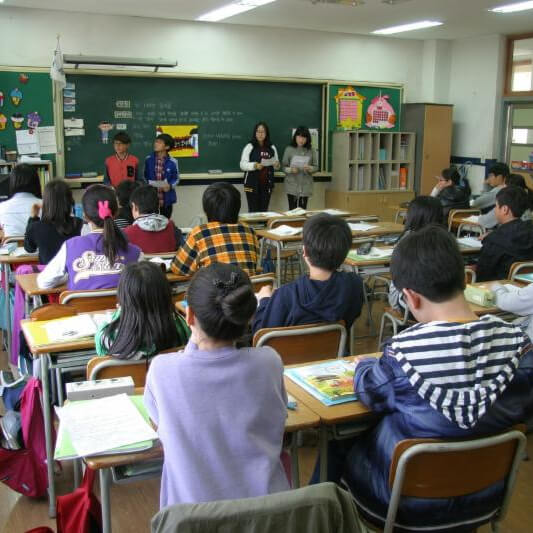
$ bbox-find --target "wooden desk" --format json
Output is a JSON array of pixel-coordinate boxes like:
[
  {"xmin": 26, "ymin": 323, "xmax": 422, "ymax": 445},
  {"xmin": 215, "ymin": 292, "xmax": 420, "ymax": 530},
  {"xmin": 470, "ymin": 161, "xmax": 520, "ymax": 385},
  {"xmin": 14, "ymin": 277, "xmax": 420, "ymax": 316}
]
[
  {"xmin": 0, "ymin": 253, "xmax": 39, "ymax": 355},
  {"xmin": 466, "ymin": 280, "xmax": 522, "ymax": 316},
  {"xmin": 238, "ymin": 212, "xmax": 284, "ymax": 225}
]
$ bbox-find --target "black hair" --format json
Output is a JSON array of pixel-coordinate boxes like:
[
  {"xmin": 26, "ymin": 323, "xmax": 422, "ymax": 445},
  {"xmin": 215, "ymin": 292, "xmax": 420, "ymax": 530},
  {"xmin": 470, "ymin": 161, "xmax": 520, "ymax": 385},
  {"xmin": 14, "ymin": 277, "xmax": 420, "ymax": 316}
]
[
  {"xmin": 441, "ymin": 167, "xmax": 461, "ymax": 185},
  {"xmin": 81, "ymin": 184, "xmax": 128, "ymax": 266},
  {"xmin": 250, "ymin": 122, "xmax": 273, "ymax": 149},
  {"xmin": 488, "ymin": 162, "xmax": 510, "ymax": 180},
  {"xmin": 404, "ymin": 196, "xmax": 443, "ymax": 234},
  {"xmin": 101, "ymin": 262, "xmax": 185, "ymax": 359},
  {"xmin": 496, "ymin": 186, "xmax": 528, "ymax": 218},
  {"xmin": 130, "ymin": 185, "xmax": 159, "ymax": 215},
  {"xmin": 113, "ymin": 132, "xmax": 131, "ymax": 145},
  {"xmin": 187, "ymin": 263, "xmax": 257, "ymax": 341},
  {"xmin": 156, "ymin": 133, "xmax": 175, "ymax": 151},
  {"xmin": 9, "ymin": 163, "xmax": 42, "ymax": 198},
  {"xmin": 506, "ymin": 173, "xmax": 533, "ymax": 211},
  {"xmin": 291, "ymin": 126, "xmax": 312, "ymax": 149},
  {"xmin": 202, "ymin": 182, "xmax": 241, "ymax": 223},
  {"xmin": 302, "ymin": 213, "xmax": 352, "ymax": 271},
  {"xmin": 41, "ymin": 179, "xmax": 76, "ymax": 236},
  {"xmin": 116, "ymin": 180, "xmax": 140, "ymax": 207},
  {"xmin": 391, "ymin": 225, "xmax": 465, "ymax": 303}
]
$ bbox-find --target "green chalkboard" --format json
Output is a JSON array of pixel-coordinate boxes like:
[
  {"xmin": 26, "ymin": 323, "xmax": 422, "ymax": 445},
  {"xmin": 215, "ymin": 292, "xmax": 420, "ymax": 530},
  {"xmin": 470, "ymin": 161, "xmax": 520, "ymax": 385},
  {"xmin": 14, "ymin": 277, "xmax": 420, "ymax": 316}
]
[
  {"xmin": 0, "ymin": 70, "xmax": 54, "ymax": 154},
  {"xmin": 64, "ymin": 74, "xmax": 323, "ymax": 175}
]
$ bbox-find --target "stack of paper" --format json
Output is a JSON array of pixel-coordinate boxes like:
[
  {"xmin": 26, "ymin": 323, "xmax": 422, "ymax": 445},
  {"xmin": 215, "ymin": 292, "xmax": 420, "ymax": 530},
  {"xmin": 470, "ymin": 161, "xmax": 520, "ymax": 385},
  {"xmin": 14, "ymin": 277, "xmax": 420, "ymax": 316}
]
[
  {"xmin": 13, "ymin": 247, "xmax": 38, "ymax": 257},
  {"xmin": 349, "ymin": 223, "xmax": 378, "ymax": 232},
  {"xmin": 240, "ymin": 212, "xmax": 280, "ymax": 219},
  {"xmin": 347, "ymin": 247, "xmax": 394, "ymax": 260},
  {"xmin": 268, "ymin": 225, "xmax": 302, "ymax": 236},
  {"xmin": 284, "ymin": 207, "xmax": 307, "ymax": 216},
  {"xmin": 457, "ymin": 236, "xmax": 482, "ymax": 249},
  {"xmin": 43, "ymin": 311, "xmax": 113, "ymax": 343},
  {"xmin": 55, "ymin": 394, "xmax": 157, "ymax": 459}
]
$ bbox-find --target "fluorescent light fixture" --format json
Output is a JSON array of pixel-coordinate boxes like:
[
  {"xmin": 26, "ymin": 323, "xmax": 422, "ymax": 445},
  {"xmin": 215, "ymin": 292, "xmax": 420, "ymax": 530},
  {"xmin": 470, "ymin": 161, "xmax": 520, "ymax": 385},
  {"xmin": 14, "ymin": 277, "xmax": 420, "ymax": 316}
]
[
  {"xmin": 372, "ymin": 20, "xmax": 443, "ymax": 35},
  {"xmin": 197, "ymin": 0, "xmax": 276, "ymax": 22},
  {"xmin": 489, "ymin": 1, "xmax": 533, "ymax": 13}
]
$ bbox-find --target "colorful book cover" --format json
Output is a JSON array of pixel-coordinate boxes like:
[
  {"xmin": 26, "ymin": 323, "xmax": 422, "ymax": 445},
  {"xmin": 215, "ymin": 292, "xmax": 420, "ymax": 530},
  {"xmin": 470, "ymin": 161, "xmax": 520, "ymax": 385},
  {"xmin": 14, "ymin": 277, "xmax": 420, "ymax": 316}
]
[{"xmin": 285, "ymin": 360, "xmax": 357, "ymax": 406}]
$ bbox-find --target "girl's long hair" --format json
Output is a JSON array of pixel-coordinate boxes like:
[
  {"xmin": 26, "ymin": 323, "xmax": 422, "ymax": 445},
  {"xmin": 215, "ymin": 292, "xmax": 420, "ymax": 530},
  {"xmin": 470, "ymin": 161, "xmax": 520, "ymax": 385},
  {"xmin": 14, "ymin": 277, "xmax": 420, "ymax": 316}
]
[{"xmin": 41, "ymin": 179, "xmax": 77, "ymax": 236}]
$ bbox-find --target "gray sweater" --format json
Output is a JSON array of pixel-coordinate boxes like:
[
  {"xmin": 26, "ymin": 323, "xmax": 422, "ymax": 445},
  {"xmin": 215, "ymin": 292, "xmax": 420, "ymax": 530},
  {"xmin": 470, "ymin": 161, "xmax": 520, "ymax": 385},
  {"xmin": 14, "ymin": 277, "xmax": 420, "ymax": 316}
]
[{"xmin": 282, "ymin": 145, "xmax": 318, "ymax": 197}]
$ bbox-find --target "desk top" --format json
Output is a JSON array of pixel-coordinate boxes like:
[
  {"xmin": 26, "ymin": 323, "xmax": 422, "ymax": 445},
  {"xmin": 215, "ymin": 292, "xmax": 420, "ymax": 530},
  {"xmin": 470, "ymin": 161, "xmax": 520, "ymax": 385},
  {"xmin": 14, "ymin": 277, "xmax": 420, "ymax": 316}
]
[{"xmin": 0, "ymin": 253, "xmax": 39, "ymax": 265}]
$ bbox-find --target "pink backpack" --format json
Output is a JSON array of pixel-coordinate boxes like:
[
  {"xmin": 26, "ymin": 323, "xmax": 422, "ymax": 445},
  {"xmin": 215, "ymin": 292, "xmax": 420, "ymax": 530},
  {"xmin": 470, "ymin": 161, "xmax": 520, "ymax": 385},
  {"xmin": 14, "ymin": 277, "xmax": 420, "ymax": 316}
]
[{"xmin": 0, "ymin": 378, "xmax": 51, "ymax": 498}]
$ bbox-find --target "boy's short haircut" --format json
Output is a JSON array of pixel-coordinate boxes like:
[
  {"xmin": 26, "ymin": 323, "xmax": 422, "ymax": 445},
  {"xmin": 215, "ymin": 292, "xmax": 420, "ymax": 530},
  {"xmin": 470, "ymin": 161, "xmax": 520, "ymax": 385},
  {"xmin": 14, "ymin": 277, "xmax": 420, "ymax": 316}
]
[
  {"xmin": 496, "ymin": 186, "xmax": 528, "ymax": 218},
  {"xmin": 130, "ymin": 185, "xmax": 159, "ymax": 215},
  {"xmin": 302, "ymin": 213, "xmax": 352, "ymax": 271},
  {"xmin": 156, "ymin": 133, "xmax": 175, "ymax": 151},
  {"xmin": 488, "ymin": 162, "xmax": 510, "ymax": 179},
  {"xmin": 202, "ymin": 182, "xmax": 241, "ymax": 223},
  {"xmin": 116, "ymin": 180, "xmax": 140, "ymax": 207},
  {"xmin": 391, "ymin": 225, "xmax": 465, "ymax": 303},
  {"xmin": 113, "ymin": 132, "xmax": 131, "ymax": 144}
]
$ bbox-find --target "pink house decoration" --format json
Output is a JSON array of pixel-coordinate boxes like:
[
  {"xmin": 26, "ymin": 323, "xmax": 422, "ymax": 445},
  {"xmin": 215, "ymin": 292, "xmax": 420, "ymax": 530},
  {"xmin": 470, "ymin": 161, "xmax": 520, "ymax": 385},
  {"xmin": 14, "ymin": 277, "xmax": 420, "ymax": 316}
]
[
  {"xmin": 365, "ymin": 93, "xmax": 396, "ymax": 129},
  {"xmin": 335, "ymin": 86, "xmax": 365, "ymax": 130}
]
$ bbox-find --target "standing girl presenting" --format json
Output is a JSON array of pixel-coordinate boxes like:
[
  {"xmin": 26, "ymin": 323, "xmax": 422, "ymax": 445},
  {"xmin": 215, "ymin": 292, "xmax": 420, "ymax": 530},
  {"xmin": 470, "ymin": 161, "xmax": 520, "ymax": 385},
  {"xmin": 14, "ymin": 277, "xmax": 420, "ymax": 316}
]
[
  {"xmin": 144, "ymin": 262, "xmax": 289, "ymax": 507},
  {"xmin": 240, "ymin": 122, "xmax": 280, "ymax": 212},
  {"xmin": 282, "ymin": 126, "xmax": 318, "ymax": 210},
  {"xmin": 37, "ymin": 184, "xmax": 142, "ymax": 290}
]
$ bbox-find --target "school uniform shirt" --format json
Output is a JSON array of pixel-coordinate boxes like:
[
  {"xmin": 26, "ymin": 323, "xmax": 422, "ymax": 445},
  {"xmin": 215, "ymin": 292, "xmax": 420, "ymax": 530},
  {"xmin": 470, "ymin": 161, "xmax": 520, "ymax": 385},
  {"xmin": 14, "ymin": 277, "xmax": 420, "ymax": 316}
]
[
  {"xmin": 344, "ymin": 317, "xmax": 533, "ymax": 530},
  {"xmin": 253, "ymin": 271, "xmax": 364, "ymax": 335},
  {"xmin": 37, "ymin": 230, "xmax": 143, "ymax": 290},
  {"xmin": 24, "ymin": 216, "xmax": 84, "ymax": 264},
  {"xmin": 471, "ymin": 184, "xmax": 504, "ymax": 214},
  {"xmin": 171, "ymin": 222, "xmax": 259, "ymax": 276},
  {"xmin": 476, "ymin": 218, "xmax": 533, "ymax": 282},
  {"xmin": 123, "ymin": 214, "xmax": 181, "ymax": 253},
  {"xmin": 434, "ymin": 184, "xmax": 470, "ymax": 220},
  {"xmin": 144, "ymin": 153, "xmax": 179, "ymax": 207},
  {"xmin": 144, "ymin": 340, "xmax": 290, "ymax": 507},
  {"xmin": 0, "ymin": 192, "xmax": 41, "ymax": 237},
  {"xmin": 104, "ymin": 153, "xmax": 139, "ymax": 188},
  {"xmin": 282, "ymin": 145, "xmax": 318, "ymax": 198}
]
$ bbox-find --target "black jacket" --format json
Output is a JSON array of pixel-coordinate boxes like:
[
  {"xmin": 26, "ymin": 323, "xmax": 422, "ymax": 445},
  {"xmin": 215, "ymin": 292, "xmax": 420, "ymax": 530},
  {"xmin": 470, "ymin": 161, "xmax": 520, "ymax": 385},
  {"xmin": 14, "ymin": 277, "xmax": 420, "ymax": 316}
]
[
  {"xmin": 437, "ymin": 185, "xmax": 470, "ymax": 219},
  {"xmin": 477, "ymin": 218, "xmax": 533, "ymax": 281}
]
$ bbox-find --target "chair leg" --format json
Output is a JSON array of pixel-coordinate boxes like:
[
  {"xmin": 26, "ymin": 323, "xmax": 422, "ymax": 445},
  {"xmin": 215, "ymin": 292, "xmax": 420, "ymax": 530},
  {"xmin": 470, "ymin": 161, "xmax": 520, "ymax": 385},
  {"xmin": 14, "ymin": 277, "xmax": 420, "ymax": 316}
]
[{"xmin": 378, "ymin": 312, "xmax": 389, "ymax": 350}]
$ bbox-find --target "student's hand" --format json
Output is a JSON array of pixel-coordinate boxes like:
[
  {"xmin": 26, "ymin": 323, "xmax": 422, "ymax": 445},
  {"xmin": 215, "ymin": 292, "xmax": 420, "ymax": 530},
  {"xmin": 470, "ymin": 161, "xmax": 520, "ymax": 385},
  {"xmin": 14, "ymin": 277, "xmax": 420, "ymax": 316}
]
[
  {"xmin": 290, "ymin": 167, "xmax": 299, "ymax": 174},
  {"xmin": 31, "ymin": 203, "xmax": 41, "ymax": 218},
  {"xmin": 161, "ymin": 183, "xmax": 171, "ymax": 192},
  {"xmin": 255, "ymin": 163, "xmax": 263, "ymax": 171},
  {"xmin": 303, "ymin": 165, "xmax": 312, "ymax": 173},
  {"xmin": 273, "ymin": 161, "xmax": 280, "ymax": 170},
  {"xmin": 478, "ymin": 232, "xmax": 488, "ymax": 241},
  {"xmin": 256, "ymin": 284, "xmax": 274, "ymax": 300}
]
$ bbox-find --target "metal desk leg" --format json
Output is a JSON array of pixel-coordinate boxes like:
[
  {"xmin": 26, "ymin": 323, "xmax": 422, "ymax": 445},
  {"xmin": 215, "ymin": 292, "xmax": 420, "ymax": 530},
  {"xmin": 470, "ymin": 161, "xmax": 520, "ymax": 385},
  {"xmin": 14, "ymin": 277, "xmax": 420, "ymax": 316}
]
[
  {"xmin": 72, "ymin": 458, "xmax": 82, "ymax": 489},
  {"xmin": 41, "ymin": 353, "xmax": 56, "ymax": 517},
  {"xmin": 290, "ymin": 432, "xmax": 300, "ymax": 489},
  {"xmin": 100, "ymin": 468, "xmax": 112, "ymax": 533},
  {"xmin": 275, "ymin": 241, "xmax": 282, "ymax": 286},
  {"xmin": 258, "ymin": 236, "xmax": 265, "ymax": 271},
  {"xmin": 3, "ymin": 263, "xmax": 11, "ymax": 355},
  {"xmin": 319, "ymin": 425, "xmax": 328, "ymax": 482}
]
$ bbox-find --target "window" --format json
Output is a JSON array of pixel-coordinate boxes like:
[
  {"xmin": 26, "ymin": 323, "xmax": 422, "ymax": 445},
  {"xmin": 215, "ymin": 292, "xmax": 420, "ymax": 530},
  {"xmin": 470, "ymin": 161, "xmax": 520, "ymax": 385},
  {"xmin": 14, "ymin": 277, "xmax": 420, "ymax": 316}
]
[{"xmin": 506, "ymin": 34, "xmax": 533, "ymax": 96}]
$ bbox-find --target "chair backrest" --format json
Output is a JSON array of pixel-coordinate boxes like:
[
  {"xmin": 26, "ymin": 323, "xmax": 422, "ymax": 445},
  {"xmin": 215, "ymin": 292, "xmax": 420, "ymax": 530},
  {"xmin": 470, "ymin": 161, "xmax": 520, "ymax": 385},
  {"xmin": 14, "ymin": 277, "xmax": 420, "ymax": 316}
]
[
  {"xmin": 384, "ymin": 428, "xmax": 527, "ymax": 533},
  {"xmin": 447, "ymin": 208, "xmax": 480, "ymax": 232},
  {"xmin": 30, "ymin": 303, "xmax": 78, "ymax": 321},
  {"xmin": 509, "ymin": 261, "xmax": 533, "ymax": 281},
  {"xmin": 267, "ymin": 217, "xmax": 307, "ymax": 229},
  {"xmin": 253, "ymin": 322, "xmax": 347, "ymax": 365},
  {"xmin": 59, "ymin": 288, "xmax": 118, "ymax": 313},
  {"xmin": 249, "ymin": 272, "xmax": 277, "ymax": 291},
  {"xmin": 87, "ymin": 355, "xmax": 149, "ymax": 387},
  {"xmin": 2, "ymin": 235, "xmax": 24, "ymax": 246}
]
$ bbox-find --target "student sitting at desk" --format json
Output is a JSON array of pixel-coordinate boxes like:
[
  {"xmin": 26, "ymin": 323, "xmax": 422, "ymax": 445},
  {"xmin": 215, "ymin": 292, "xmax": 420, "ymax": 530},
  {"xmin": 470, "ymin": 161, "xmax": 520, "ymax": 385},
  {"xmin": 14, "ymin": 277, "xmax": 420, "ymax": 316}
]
[
  {"xmin": 429, "ymin": 167, "xmax": 470, "ymax": 220},
  {"xmin": 114, "ymin": 180, "xmax": 140, "ymax": 229},
  {"xmin": 171, "ymin": 182, "xmax": 258, "ymax": 276},
  {"xmin": 144, "ymin": 263, "xmax": 289, "ymax": 507},
  {"xmin": 95, "ymin": 262, "xmax": 189, "ymax": 359},
  {"xmin": 476, "ymin": 186, "xmax": 533, "ymax": 282},
  {"xmin": 123, "ymin": 185, "xmax": 182, "ymax": 253},
  {"xmin": 24, "ymin": 179, "xmax": 83, "ymax": 264},
  {"xmin": 471, "ymin": 162, "xmax": 508, "ymax": 215},
  {"xmin": 338, "ymin": 226, "xmax": 533, "ymax": 530},
  {"xmin": 253, "ymin": 213, "xmax": 363, "ymax": 334},
  {"xmin": 37, "ymin": 185, "xmax": 142, "ymax": 290},
  {"xmin": 0, "ymin": 163, "xmax": 42, "ymax": 238}
]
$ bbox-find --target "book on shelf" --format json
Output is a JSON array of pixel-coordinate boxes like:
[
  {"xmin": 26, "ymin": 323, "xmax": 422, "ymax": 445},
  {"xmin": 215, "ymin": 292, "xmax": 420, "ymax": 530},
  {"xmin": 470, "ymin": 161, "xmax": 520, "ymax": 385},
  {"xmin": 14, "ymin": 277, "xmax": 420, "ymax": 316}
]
[{"xmin": 284, "ymin": 359, "xmax": 357, "ymax": 406}]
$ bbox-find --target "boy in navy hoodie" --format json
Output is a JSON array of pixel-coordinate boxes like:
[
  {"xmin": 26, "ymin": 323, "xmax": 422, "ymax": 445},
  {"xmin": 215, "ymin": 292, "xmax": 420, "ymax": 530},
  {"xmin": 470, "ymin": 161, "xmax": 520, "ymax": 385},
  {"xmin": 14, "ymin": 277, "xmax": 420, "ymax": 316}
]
[{"xmin": 252, "ymin": 213, "xmax": 364, "ymax": 334}]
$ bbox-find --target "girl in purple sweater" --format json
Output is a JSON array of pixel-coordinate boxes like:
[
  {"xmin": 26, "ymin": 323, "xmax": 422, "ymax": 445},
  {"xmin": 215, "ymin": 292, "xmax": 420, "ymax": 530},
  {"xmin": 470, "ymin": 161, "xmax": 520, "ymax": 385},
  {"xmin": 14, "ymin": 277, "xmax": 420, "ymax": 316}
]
[{"xmin": 144, "ymin": 263, "xmax": 289, "ymax": 507}]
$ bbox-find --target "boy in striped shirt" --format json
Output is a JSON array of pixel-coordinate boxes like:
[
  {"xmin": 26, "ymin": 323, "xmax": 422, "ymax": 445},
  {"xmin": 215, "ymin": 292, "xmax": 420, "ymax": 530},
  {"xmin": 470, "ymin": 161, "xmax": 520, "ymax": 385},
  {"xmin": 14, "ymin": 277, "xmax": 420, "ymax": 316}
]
[{"xmin": 334, "ymin": 226, "xmax": 533, "ymax": 530}]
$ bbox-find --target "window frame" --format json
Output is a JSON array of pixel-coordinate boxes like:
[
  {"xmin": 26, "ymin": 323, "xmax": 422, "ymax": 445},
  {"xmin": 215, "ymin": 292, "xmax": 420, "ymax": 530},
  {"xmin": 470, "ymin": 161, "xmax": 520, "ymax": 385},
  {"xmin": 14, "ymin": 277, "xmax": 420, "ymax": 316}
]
[{"xmin": 505, "ymin": 32, "xmax": 533, "ymax": 97}]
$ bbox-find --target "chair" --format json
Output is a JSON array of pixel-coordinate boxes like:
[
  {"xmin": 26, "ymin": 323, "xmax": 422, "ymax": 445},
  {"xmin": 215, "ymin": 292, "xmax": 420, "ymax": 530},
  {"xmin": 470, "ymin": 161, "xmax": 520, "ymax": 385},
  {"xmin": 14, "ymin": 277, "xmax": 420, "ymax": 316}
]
[
  {"xmin": 465, "ymin": 267, "xmax": 477, "ymax": 284},
  {"xmin": 30, "ymin": 302, "xmax": 78, "ymax": 321},
  {"xmin": 253, "ymin": 321, "xmax": 347, "ymax": 365},
  {"xmin": 249, "ymin": 272, "xmax": 277, "ymax": 291},
  {"xmin": 447, "ymin": 208, "xmax": 480, "ymax": 233},
  {"xmin": 350, "ymin": 428, "xmax": 526, "ymax": 533},
  {"xmin": 59, "ymin": 288, "xmax": 117, "ymax": 313},
  {"xmin": 87, "ymin": 355, "xmax": 150, "ymax": 387},
  {"xmin": 2, "ymin": 235, "xmax": 24, "ymax": 246},
  {"xmin": 377, "ymin": 305, "xmax": 411, "ymax": 350},
  {"xmin": 508, "ymin": 261, "xmax": 533, "ymax": 281}
]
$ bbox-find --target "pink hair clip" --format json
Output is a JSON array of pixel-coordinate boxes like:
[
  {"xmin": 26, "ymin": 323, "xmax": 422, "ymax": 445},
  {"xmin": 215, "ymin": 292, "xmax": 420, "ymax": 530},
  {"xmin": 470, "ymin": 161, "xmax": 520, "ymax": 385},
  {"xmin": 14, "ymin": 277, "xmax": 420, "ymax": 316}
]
[{"xmin": 98, "ymin": 200, "xmax": 112, "ymax": 219}]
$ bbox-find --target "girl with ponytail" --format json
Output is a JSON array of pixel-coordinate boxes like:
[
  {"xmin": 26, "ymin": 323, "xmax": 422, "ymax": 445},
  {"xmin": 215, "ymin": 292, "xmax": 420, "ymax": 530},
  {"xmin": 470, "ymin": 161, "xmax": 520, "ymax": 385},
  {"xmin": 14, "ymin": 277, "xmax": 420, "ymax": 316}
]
[
  {"xmin": 38, "ymin": 184, "xmax": 142, "ymax": 290},
  {"xmin": 144, "ymin": 262, "xmax": 289, "ymax": 508}
]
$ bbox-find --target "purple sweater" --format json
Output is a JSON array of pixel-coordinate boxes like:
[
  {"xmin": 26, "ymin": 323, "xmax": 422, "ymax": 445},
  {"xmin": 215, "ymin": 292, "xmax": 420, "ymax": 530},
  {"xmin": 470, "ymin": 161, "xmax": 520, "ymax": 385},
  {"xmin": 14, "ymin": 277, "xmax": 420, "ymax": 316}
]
[{"xmin": 144, "ymin": 340, "xmax": 290, "ymax": 508}]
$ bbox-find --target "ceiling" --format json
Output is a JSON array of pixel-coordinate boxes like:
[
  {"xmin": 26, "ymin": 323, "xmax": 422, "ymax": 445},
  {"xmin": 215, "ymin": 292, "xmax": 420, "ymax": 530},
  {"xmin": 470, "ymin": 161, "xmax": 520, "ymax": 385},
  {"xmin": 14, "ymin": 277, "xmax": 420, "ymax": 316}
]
[{"xmin": 4, "ymin": 0, "xmax": 533, "ymax": 40}]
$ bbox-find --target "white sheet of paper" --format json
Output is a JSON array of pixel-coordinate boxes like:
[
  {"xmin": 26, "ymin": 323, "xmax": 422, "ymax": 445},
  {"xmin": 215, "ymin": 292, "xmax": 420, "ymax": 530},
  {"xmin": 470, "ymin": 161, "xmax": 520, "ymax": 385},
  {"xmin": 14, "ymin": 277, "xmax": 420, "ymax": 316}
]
[
  {"xmin": 44, "ymin": 314, "xmax": 98, "ymax": 343},
  {"xmin": 38, "ymin": 126, "xmax": 57, "ymax": 154},
  {"xmin": 16, "ymin": 130, "xmax": 40, "ymax": 155},
  {"xmin": 321, "ymin": 209, "xmax": 349, "ymax": 216},
  {"xmin": 284, "ymin": 207, "xmax": 307, "ymax": 216},
  {"xmin": 367, "ymin": 247, "xmax": 394, "ymax": 258},
  {"xmin": 260, "ymin": 157, "xmax": 277, "ymax": 167},
  {"xmin": 64, "ymin": 118, "xmax": 84, "ymax": 128},
  {"xmin": 149, "ymin": 180, "xmax": 169, "ymax": 189},
  {"xmin": 13, "ymin": 247, "xmax": 38, "ymax": 257},
  {"xmin": 56, "ymin": 394, "xmax": 157, "ymax": 457},
  {"xmin": 349, "ymin": 223, "xmax": 378, "ymax": 232},
  {"xmin": 149, "ymin": 257, "xmax": 172, "ymax": 271},
  {"xmin": 268, "ymin": 225, "xmax": 302, "ymax": 236},
  {"xmin": 289, "ymin": 155, "xmax": 311, "ymax": 168},
  {"xmin": 457, "ymin": 236, "xmax": 482, "ymax": 249},
  {"xmin": 240, "ymin": 211, "xmax": 280, "ymax": 219},
  {"xmin": 64, "ymin": 128, "xmax": 85, "ymax": 137}
]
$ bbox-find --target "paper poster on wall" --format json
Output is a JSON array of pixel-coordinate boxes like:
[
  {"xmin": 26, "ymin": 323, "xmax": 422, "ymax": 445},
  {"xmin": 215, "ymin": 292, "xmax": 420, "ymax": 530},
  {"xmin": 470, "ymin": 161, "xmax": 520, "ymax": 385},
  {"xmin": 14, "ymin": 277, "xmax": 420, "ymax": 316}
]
[
  {"xmin": 11, "ymin": 113, "xmax": 24, "ymax": 130},
  {"xmin": 38, "ymin": 126, "xmax": 57, "ymax": 154},
  {"xmin": 26, "ymin": 112, "xmax": 41, "ymax": 133},
  {"xmin": 156, "ymin": 124, "xmax": 199, "ymax": 158},
  {"xmin": 98, "ymin": 121, "xmax": 113, "ymax": 144},
  {"xmin": 0, "ymin": 113, "xmax": 6, "ymax": 130},
  {"xmin": 334, "ymin": 87, "xmax": 365, "ymax": 130},
  {"xmin": 365, "ymin": 93, "xmax": 396, "ymax": 129},
  {"xmin": 64, "ymin": 118, "xmax": 84, "ymax": 128},
  {"xmin": 16, "ymin": 129, "xmax": 40, "ymax": 155}
]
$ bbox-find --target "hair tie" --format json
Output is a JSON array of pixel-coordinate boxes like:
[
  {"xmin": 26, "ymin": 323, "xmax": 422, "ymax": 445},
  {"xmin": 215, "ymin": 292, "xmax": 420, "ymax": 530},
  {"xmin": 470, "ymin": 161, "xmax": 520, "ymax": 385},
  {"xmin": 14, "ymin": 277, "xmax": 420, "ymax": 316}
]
[
  {"xmin": 212, "ymin": 272, "xmax": 238, "ymax": 295},
  {"xmin": 98, "ymin": 200, "xmax": 112, "ymax": 220}
]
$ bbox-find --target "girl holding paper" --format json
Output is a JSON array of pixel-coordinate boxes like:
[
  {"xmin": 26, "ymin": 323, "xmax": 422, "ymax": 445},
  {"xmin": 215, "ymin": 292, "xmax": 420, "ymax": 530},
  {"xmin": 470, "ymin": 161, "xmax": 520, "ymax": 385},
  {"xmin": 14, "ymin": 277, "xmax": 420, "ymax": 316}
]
[
  {"xmin": 282, "ymin": 126, "xmax": 318, "ymax": 210},
  {"xmin": 240, "ymin": 122, "xmax": 280, "ymax": 212}
]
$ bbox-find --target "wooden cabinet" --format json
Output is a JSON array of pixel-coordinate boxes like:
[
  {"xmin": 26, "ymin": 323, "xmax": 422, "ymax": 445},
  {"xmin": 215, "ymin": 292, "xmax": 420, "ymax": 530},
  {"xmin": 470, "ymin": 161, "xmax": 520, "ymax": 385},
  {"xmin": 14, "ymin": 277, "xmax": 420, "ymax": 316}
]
[{"xmin": 402, "ymin": 103, "xmax": 453, "ymax": 195}]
